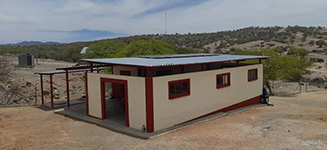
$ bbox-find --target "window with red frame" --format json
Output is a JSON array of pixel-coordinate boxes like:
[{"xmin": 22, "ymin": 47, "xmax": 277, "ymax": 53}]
[
  {"xmin": 248, "ymin": 69, "xmax": 258, "ymax": 81},
  {"xmin": 169, "ymin": 79, "xmax": 190, "ymax": 99},
  {"xmin": 217, "ymin": 73, "xmax": 230, "ymax": 89}
]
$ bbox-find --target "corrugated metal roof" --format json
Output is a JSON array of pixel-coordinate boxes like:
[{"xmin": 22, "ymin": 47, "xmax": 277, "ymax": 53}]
[
  {"xmin": 35, "ymin": 69, "xmax": 93, "ymax": 75},
  {"xmin": 81, "ymin": 54, "xmax": 269, "ymax": 68}
]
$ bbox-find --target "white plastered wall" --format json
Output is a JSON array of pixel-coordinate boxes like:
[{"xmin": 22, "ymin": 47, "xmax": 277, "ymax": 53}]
[
  {"xmin": 87, "ymin": 73, "xmax": 146, "ymax": 130},
  {"xmin": 152, "ymin": 64, "xmax": 263, "ymax": 131}
]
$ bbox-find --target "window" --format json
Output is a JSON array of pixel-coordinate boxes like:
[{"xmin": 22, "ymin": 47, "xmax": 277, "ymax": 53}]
[
  {"xmin": 169, "ymin": 79, "xmax": 190, "ymax": 99},
  {"xmin": 217, "ymin": 73, "xmax": 231, "ymax": 89},
  {"xmin": 248, "ymin": 69, "xmax": 258, "ymax": 81}
]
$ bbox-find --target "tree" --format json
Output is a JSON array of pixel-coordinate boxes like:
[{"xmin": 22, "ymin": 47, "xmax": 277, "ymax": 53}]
[
  {"xmin": 84, "ymin": 40, "xmax": 179, "ymax": 58},
  {"xmin": 287, "ymin": 47, "xmax": 309, "ymax": 58},
  {"xmin": 0, "ymin": 56, "xmax": 12, "ymax": 80},
  {"xmin": 316, "ymin": 40, "xmax": 326, "ymax": 48},
  {"xmin": 83, "ymin": 41, "xmax": 127, "ymax": 58},
  {"xmin": 301, "ymin": 36, "xmax": 306, "ymax": 42},
  {"xmin": 233, "ymin": 49, "xmax": 312, "ymax": 82},
  {"xmin": 115, "ymin": 40, "xmax": 176, "ymax": 57}
]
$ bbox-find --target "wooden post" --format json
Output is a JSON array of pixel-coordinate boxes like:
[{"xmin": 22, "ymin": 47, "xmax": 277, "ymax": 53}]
[
  {"xmin": 90, "ymin": 63, "xmax": 93, "ymax": 73},
  {"xmin": 40, "ymin": 74, "xmax": 44, "ymax": 105},
  {"xmin": 65, "ymin": 70, "xmax": 70, "ymax": 107},
  {"xmin": 50, "ymin": 74, "xmax": 54, "ymax": 108}
]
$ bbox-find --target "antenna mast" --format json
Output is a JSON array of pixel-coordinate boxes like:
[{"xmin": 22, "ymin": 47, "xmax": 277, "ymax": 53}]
[{"xmin": 165, "ymin": 12, "xmax": 167, "ymax": 34}]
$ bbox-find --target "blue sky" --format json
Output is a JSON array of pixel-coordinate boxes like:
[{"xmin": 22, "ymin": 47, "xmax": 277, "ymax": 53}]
[{"xmin": 0, "ymin": 0, "xmax": 326, "ymax": 44}]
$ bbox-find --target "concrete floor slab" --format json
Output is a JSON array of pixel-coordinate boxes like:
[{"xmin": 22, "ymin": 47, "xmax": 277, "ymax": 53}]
[
  {"xmin": 43, "ymin": 97, "xmax": 86, "ymax": 109},
  {"xmin": 55, "ymin": 99, "xmax": 266, "ymax": 139}
]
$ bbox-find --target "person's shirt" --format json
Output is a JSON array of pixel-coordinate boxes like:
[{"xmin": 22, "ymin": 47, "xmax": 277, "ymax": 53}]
[{"xmin": 263, "ymin": 90, "xmax": 268, "ymax": 96}]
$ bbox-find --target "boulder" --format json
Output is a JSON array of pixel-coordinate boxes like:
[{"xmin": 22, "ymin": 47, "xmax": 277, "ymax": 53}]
[{"xmin": 309, "ymin": 77, "xmax": 326, "ymax": 87}]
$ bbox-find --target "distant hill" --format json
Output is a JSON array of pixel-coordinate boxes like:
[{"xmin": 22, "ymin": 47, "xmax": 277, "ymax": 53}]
[
  {"xmin": 0, "ymin": 41, "xmax": 61, "ymax": 46},
  {"xmin": 0, "ymin": 26, "xmax": 326, "ymax": 62}
]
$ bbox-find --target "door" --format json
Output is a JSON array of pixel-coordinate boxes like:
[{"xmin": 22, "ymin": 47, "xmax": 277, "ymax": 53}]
[
  {"xmin": 112, "ymin": 71, "xmax": 131, "ymax": 98},
  {"xmin": 100, "ymin": 78, "xmax": 129, "ymax": 127}
]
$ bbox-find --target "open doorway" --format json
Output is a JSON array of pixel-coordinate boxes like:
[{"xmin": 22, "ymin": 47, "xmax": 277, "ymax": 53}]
[{"xmin": 100, "ymin": 78, "xmax": 129, "ymax": 127}]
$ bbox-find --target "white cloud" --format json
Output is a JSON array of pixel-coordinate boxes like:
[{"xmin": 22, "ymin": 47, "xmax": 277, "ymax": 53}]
[{"xmin": 0, "ymin": 0, "xmax": 326, "ymax": 44}]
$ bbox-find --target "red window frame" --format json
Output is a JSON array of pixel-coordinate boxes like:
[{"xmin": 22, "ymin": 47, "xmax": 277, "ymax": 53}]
[
  {"xmin": 248, "ymin": 69, "xmax": 258, "ymax": 81},
  {"xmin": 168, "ymin": 79, "xmax": 190, "ymax": 100},
  {"xmin": 216, "ymin": 73, "xmax": 231, "ymax": 89}
]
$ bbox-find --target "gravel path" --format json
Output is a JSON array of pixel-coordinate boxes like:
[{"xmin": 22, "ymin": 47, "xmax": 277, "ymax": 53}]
[{"xmin": 0, "ymin": 91, "xmax": 326, "ymax": 150}]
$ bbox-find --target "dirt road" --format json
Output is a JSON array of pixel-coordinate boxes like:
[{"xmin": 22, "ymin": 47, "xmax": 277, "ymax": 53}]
[{"xmin": 1, "ymin": 91, "xmax": 326, "ymax": 150}]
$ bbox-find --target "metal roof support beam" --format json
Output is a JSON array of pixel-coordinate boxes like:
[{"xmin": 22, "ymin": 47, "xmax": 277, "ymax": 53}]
[
  {"xmin": 50, "ymin": 74, "xmax": 54, "ymax": 108},
  {"xmin": 65, "ymin": 70, "xmax": 70, "ymax": 107},
  {"xmin": 40, "ymin": 74, "xmax": 44, "ymax": 105}
]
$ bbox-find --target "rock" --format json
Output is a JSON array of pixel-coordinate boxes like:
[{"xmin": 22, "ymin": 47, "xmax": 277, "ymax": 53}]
[
  {"xmin": 309, "ymin": 77, "xmax": 326, "ymax": 87},
  {"xmin": 26, "ymin": 82, "xmax": 32, "ymax": 87}
]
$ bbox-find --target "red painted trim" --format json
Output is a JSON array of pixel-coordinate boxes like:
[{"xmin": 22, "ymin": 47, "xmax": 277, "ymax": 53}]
[
  {"xmin": 100, "ymin": 78, "xmax": 129, "ymax": 127},
  {"xmin": 40, "ymin": 74, "xmax": 44, "ymax": 105},
  {"xmin": 120, "ymin": 70, "xmax": 131, "ymax": 76},
  {"xmin": 100, "ymin": 81, "xmax": 105, "ymax": 120},
  {"xmin": 177, "ymin": 95, "xmax": 261, "ymax": 125},
  {"xmin": 50, "ymin": 74, "xmax": 54, "ymax": 108},
  {"xmin": 216, "ymin": 73, "xmax": 231, "ymax": 89},
  {"xmin": 65, "ymin": 70, "xmax": 70, "ymax": 107},
  {"xmin": 168, "ymin": 79, "xmax": 191, "ymax": 99},
  {"xmin": 90, "ymin": 63, "xmax": 93, "ymax": 73},
  {"xmin": 85, "ymin": 72, "xmax": 89, "ymax": 116},
  {"xmin": 145, "ymin": 69, "xmax": 154, "ymax": 132},
  {"xmin": 248, "ymin": 68, "xmax": 258, "ymax": 82},
  {"xmin": 262, "ymin": 64, "xmax": 265, "ymax": 89}
]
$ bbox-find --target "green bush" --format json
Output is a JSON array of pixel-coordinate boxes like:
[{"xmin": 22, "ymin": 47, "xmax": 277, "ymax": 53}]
[{"xmin": 234, "ymin": 49, "xmax": 312, "ymax": 81}]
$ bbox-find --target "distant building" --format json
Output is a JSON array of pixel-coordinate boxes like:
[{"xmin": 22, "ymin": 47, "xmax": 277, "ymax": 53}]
[
  {"xmin": 18, "ymin": 53, "xmax": 35, "ymax": 67},
  {"xmin": 80, "ymin": 47, "xmax": 88, "ymax": 54}
]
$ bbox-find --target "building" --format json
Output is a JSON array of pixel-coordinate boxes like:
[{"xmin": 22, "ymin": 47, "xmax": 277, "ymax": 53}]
[
  {"xmin": 18, "ymin": 53, "xmax": 35, "ymax": 67},
  {"xmin": 80, "ymin": 47, "xmax": 88, "ymax": 54},
  {"xmin": 81, "ymin": 54, "xmax": 269, "ymax": 133}
]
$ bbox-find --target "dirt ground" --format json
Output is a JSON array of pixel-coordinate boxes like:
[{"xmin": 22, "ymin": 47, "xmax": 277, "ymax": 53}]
[
  {"xmin": 0, "ymin": 57, "xmax": 86, "ymax": 105},
  {"xmin": 0, "ymin": 90, "xmax": 326, "ymax": 150}
]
